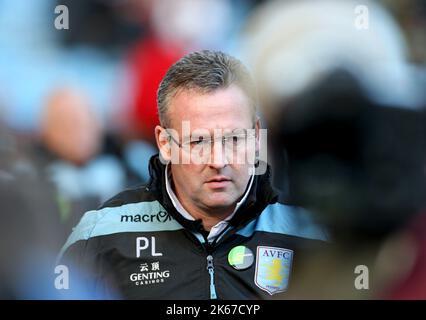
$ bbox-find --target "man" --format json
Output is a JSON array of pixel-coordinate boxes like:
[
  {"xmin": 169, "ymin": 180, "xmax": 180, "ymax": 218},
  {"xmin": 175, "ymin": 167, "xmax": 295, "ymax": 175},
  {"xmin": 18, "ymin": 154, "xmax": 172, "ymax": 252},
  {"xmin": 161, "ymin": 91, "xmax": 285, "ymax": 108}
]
[{"xmin": 58, "ymin": 50, "xmax": 327, "ymax": 299}]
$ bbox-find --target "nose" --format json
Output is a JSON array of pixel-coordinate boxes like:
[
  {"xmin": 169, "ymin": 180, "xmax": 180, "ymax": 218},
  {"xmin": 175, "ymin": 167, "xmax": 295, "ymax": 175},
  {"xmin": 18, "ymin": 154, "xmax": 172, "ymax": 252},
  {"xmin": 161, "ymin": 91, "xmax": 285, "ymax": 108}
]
[{"xmin": 208, "ymin": 139, "xmax": 229, "ymax": 169}]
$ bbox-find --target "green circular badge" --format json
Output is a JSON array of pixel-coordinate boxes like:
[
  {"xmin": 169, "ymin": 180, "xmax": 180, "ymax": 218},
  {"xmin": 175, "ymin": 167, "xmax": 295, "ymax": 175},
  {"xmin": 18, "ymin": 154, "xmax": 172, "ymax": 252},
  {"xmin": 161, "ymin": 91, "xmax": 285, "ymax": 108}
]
[{"xmin": 228, "ymin": 246, "xmax": 254, "ymax": 270}]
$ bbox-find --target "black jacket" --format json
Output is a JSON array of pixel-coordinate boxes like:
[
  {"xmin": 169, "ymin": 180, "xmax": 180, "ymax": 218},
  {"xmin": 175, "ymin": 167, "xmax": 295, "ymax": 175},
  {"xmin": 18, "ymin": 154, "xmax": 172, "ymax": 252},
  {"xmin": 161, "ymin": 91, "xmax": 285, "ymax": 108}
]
[{"xmin": 58, "ymin": 155, "xmax": 327, "ymax": 299}]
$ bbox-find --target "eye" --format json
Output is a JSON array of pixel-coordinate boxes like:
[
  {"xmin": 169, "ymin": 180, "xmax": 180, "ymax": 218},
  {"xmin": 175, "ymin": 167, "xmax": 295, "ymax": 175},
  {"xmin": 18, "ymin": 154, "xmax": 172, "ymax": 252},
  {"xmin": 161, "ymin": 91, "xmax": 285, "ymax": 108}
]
[
  {"xmin": 230, "ymin": 135, "xmax": 246, "ymax": 145},
  {"xmin": 190, "ymin": 136, "xmax": 205, "ymax": 146}
]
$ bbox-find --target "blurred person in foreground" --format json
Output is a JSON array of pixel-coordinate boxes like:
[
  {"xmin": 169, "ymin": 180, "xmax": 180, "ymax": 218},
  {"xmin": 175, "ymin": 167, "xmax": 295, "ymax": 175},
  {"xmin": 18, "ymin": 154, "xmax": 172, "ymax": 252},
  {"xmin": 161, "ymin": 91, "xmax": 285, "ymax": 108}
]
[
  {"xmin": 269, "ymin": 72, "xmax": 426, "ymax": 299},
  {"xmin": 243, "ymin": 0, "xmax": 426, "ymax": 298},
  {"xmin": 0, "ymin": 121, "xmax": 59, "ymax": 298},
  {"xmin": 58, "ymin": 50, "xmax": 328, "ymax": 299},
  {"xmin": 0, "ymin": 119, "xmax": 103, "ymax": 299}
]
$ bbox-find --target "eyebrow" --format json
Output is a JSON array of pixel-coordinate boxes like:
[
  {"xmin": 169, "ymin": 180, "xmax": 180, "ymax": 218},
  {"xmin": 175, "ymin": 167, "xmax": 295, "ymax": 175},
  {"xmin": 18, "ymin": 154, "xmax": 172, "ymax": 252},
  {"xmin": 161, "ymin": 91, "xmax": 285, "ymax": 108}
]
[{"xmin": 182, "ymin": 128, "xmax": 253, "ymax": 137}]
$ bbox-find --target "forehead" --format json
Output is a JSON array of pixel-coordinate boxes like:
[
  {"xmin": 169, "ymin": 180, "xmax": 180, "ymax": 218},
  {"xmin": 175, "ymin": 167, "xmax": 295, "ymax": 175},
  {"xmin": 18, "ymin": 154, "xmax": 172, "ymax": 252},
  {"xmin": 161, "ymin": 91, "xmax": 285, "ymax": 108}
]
[{"xmin": 168, "ymin": 85, "xmax": 254, "ymax": 131}]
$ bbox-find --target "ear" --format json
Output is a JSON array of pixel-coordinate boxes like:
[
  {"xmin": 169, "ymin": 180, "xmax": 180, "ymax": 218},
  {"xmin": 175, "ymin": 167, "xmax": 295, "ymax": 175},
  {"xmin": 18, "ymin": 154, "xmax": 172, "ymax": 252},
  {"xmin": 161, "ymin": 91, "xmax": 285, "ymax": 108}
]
[
  {"xmin": 155, "ymin": 125, "xmax": 171, "ymax": 162},
  {"xmin": 254, "ymin": 117, "xmax": 261, "ymax": 156}
]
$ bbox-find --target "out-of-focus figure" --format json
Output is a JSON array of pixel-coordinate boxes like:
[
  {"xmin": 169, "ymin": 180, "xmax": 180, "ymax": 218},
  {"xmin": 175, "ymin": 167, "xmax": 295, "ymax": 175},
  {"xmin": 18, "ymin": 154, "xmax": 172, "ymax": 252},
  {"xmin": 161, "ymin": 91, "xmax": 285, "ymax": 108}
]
[
  {"xmin": 42, "ymin": 87, "xmax": 102, "ymax": 166},
  {"xmin": 242, "ymin": 0, "xmax": 426, "ymax": 298},
  {"xmin": 242, "ymin": 0, "xmax": 425, "ymax": 192},
  {"xmin": 270, "ymin": 72, "xmax": 426, "ymax": 299},
  {"xmin": 38, "ymin": 87, "xmax": 126, "ymax": 242}
]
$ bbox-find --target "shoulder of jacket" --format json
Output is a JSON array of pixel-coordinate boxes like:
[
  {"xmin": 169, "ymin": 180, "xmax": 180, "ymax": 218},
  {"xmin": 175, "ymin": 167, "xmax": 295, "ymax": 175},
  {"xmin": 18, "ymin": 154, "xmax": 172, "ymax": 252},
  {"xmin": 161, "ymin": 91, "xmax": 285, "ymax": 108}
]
[
  {"xmin": 98, "ymin": 184, "xmax": 156, "ymax": 209},
  {"xmin": 57, "ymin": 186, "xmax": 182, "ymax": 261},
  {"xmin": 238, "ymin": 202, "xmax": 330, "ymax": 242}
]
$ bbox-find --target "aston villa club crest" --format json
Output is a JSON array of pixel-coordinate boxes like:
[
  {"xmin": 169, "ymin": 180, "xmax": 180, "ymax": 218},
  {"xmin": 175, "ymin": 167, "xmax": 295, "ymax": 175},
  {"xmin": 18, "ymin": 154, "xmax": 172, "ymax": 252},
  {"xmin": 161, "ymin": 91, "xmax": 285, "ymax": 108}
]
[{"xmin": 254, "ymin": 246, "xmax": 293, "ymax": 295}]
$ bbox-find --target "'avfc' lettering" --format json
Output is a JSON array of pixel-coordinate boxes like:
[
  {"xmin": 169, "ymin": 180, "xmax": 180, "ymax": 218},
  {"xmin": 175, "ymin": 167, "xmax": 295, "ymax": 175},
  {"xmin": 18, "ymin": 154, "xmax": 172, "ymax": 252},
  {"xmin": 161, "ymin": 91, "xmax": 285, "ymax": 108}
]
[{"xmin": 262, "ymin": 249, "xmax": 291, "ymax": 259}]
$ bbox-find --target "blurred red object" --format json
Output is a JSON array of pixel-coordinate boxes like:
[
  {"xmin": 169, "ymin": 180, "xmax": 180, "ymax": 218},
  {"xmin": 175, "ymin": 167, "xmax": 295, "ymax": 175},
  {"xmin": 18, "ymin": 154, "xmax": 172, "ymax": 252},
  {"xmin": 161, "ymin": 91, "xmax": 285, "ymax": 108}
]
[
  {"xmin": 387, "ymin": 212, "xmax": 426, "ymax": 299},
  {"xmin": 126, "ymin": 37, "xmax": 184, "ymax": 144}
]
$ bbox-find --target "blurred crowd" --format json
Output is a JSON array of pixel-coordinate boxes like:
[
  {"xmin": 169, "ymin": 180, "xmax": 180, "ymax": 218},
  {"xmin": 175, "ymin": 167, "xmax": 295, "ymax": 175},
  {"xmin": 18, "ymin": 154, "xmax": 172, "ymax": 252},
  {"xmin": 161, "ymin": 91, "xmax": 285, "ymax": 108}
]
[{"xmin": 0, "ymin": 0, "xmax": 425, "ymax": 299}]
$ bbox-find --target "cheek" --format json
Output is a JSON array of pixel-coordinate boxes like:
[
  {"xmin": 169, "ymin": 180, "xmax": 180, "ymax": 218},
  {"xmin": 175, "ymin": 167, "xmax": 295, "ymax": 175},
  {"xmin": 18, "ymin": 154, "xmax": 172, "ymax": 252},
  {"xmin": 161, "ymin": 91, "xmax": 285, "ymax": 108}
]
[
  {"xmin": 232, "ymin": 166, "xmax": 251, "ymax": 188},
  {"xmin": 174, "ymin": 164, "xmax": 204, "ymax": 184},
  {"xmin": 183, "ymin": 164, "xmax": 204, "ymax": 174}
]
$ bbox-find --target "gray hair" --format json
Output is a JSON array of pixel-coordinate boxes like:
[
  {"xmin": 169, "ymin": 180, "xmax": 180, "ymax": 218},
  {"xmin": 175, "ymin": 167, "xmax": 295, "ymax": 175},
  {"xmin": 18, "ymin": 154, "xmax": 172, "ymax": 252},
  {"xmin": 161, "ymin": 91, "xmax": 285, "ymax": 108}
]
[{"xmin": 157, "ymin": 50, "xmax": 257, "ymax": 127}]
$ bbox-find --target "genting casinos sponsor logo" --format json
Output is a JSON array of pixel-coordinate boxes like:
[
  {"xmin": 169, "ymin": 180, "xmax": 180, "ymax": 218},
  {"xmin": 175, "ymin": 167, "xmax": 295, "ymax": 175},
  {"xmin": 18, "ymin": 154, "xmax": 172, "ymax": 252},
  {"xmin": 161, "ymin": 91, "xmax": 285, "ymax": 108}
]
[
  {"xmin": 159, "ymin": 121, "xmax": 267, "ymax": 175},
  {"xmin": 129, "ymin": 261, "xmax": 170, "ymax": 286}
]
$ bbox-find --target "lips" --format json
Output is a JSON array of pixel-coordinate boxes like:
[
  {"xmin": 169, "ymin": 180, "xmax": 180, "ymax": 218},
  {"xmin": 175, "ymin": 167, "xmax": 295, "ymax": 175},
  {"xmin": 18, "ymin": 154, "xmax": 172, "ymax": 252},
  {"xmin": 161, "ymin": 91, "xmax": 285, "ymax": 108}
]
[
  {"xmin": 206, "ymin": 176, "xmax": 232, "ymax": 183},
  {"xmin": 205, "ymin": 176, "xmax": 232, "ymax": 189}
]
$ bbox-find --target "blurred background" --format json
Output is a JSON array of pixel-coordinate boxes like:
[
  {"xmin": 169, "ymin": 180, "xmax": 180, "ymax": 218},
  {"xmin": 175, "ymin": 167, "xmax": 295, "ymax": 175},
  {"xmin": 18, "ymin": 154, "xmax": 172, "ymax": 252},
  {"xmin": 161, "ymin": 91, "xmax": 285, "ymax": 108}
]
[{"xmin": 0, "ymin": 0, "xmax": 425, "ymax": 299}]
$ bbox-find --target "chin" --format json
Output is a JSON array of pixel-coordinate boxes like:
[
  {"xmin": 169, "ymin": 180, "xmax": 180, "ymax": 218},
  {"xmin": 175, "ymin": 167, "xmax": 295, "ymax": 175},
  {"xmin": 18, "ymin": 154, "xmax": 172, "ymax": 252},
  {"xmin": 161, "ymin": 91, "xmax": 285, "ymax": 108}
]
[{"xmin": 205, "ymin": 196, "xmax": 236, "ymax": 208}]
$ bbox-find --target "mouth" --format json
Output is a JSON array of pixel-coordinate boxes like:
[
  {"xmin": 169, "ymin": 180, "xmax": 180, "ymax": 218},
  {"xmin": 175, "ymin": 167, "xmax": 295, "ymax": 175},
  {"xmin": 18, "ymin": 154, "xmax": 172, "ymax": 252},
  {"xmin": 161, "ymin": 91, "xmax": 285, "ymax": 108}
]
[{"xmin": 205, "ymin": 176, "xmax": 232, "ymax": 189}]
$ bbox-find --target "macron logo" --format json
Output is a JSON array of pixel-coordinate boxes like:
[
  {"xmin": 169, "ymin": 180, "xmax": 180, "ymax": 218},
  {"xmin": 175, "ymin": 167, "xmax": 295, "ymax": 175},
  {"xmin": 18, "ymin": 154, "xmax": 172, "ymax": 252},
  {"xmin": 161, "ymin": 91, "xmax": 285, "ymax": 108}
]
[{"xmin": 121, "ymin": 211, "xmax": 173, "ymax": 223}]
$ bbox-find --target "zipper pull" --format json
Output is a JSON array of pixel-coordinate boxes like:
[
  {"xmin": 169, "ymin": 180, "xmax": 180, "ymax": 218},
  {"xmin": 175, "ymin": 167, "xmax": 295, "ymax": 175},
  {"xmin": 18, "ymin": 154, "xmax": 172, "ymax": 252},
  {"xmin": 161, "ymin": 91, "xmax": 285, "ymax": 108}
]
[{"xmin": 206, "ymin": 255, "xmax": 217, "ymax": 299}]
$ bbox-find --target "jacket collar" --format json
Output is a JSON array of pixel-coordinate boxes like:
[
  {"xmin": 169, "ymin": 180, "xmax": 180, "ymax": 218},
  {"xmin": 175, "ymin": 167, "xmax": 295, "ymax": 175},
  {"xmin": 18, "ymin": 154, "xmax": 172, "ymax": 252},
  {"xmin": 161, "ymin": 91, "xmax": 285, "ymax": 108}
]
[{"xmin": 147, "ymin": 154, "xmax": 278, "ymax": 233}]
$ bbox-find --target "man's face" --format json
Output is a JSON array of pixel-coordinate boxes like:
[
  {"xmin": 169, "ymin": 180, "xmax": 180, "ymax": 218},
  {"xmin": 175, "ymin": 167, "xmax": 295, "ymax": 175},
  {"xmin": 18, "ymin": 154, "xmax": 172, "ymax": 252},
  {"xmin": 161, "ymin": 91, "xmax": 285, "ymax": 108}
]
[{"xmin": 156, "ymin": 84, "xmax": 259, "ymax": 215}]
